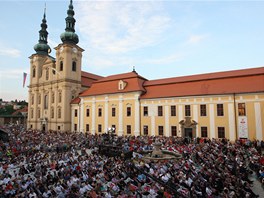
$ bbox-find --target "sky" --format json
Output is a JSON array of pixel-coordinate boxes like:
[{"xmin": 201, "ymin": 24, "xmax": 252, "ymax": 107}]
[{"xmin": 0, "ymin": 0, "xmax": 264, "ymax": 102}]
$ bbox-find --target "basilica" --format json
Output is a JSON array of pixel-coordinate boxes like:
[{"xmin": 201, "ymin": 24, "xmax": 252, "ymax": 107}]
[{"xmin": 27, "ymin": 0, "xmax": 264, "ymax": 141}]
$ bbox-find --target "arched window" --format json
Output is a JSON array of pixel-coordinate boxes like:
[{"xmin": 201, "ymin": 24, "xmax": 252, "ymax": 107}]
[
  {"xmin": 51, "ymin": 108, "xmax": 54, "ymax": 118},
  {"xmin": 44, "ymin": 95, "xmax": 48, "ymax": 109},
  {"xmin": 32, "ymin": 67, "xmax": 36, "ymax": 78},
  {"xmin": 60, "ymin": 61, "xmax": 63, "ymax": 71},
  {"xmin": 31, "ymin": 95, "xmax": 34, "ymax": 105},
  {"xmin": 58, "ymin": 92, "xmax": 62, "ymax": 103},
  {"xmin": 37, "ymin": 109, "xmax": 40, "ymax": 118},
  {"xmin": 72, "ymin": 61, "xmax": 76, "ymax": 71},
  {"xmin": 58, "ymin": 108, "xmax": 61, "ymax": 119}
]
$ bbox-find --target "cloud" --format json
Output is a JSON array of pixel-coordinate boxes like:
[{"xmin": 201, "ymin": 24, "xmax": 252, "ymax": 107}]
[
  {"xmin": 187, "ymin": 34, "xmax": 208, "ymax": 44},
  {"xmin": 0, "ymin": 48, "xmax": 21, "ymax": 58},
  {"xmin": 76, "ymin": 1, "xmax": 171, "ymax": 53}
]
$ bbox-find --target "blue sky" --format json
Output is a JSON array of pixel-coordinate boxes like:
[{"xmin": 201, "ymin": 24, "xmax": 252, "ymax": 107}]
[{"xmin": 1, "ymin": 0, "xmax": 264, "ymax": 101}]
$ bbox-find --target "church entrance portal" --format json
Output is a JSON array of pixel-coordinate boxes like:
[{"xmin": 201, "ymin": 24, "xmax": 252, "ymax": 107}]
[
  {"xmin": 184, "ymin": 128, "xmax": 193, "ymax": 138},
  {"xmin": 179, "ymin": 117, "xmax": 198, "ymax": 138},
  {"xmin": 42, "ymin": 124, "xmax": 46, "ymax": 131}
]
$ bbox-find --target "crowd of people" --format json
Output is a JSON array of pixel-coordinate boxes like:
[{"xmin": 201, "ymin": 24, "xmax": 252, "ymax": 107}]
[{"xmin": 0, "ymin": 124, "xmax": 263, "ymax": 197}]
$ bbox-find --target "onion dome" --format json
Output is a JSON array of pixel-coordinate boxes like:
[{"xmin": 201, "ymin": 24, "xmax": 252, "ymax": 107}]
[
  {"xmin": 34, "ymin": 7, "xmax": 51, "ymax": 55},
  {"xmin": 60, "ymin": 0, "xmax": 79, "ymax": 44}
]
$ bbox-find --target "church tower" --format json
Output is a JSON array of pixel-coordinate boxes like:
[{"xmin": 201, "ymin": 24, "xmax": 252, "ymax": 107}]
[
  {"xmin": 53, "ymin": 0, "xmax": 84, "ymax": 131},
  {"xmin": 28, "ymin": 0, "xmax": 83, "ymax": 131}
]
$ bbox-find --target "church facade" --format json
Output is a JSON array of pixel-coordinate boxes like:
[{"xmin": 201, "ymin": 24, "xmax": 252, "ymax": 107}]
[{"xmin": 28, "ymin": 1, "xmax": 264, "ymax": 141}]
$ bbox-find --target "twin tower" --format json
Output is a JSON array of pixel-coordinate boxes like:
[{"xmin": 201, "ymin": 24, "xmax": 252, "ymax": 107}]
[{"xmin": 28, "ymin": 0, "xmax": 84, "ymax": 131}]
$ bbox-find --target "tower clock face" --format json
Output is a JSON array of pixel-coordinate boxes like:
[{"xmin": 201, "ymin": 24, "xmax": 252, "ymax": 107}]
[{"xmin": 72, "ymin": 47, "xmax": 77, "ymax": 53}]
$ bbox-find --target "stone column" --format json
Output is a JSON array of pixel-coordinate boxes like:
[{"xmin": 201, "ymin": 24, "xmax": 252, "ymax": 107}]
[
  {"xmin": 209, "ymin": 104, "xmax": 215, "ymax": 139},
  {"xmin": 150, "ymin": 103, "xmax": 156, "ymax": 136},
  {"xmin": 165, "ymin": 105, "xmax": 169, "ymax": 136},
  {"xmin": 80, "ymin": 99, "xmax": 84, "ymax": 132},
  {"xmin": 91, "ymin": 97, "xmax": 96, "ymax": 135},
  {"xmin": 228, "ymin": 103, "xmax": 236, "ymax": 141},
  {"xmin": 193, "ymin": 104, "xmax": 198, "ymax": 137},
  {"xmin": 255, "ymin": 102, "xmax": 263, "ymax": 140},
  {"xmin": 118, "ymin": 95, "xmax": 124, "ymax": 136},
  {"xmin": 104, "ymin": 96, "xmax": 109, "ymax": 133},
  {"xmin": 134, "ymin": 94, "xmax": 140, "ymax": 136},
  {"xmin": 178, "ymin": 105, "xmax": 183, "ymax": 137}
]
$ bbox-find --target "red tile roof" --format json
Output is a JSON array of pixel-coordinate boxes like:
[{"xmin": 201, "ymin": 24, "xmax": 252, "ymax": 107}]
[
  {"xmin": 80, "ymin": 71, "xmax": 147, "ymax": 97},
  {"xmin": 12, "ymin": 106, "xmax": 28, "ymax": 115},
  {"xmin": 70, "ymin": 97, "xmax": 81, "ymax": 104},
  {"xmin": 81, "ymin": 71, "xmax": 103, "ymax": 88},
  {"xmin": 141, "ymin": 67, "xmax": 264, "ymax": 99}
]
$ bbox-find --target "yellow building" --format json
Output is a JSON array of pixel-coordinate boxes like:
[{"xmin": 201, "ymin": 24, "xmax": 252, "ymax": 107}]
[{"xmin": 28, "ymin": 1, "xmax": 264, "ymax": 141}]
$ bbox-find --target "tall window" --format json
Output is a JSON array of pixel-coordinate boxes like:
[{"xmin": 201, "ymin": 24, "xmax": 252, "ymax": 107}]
[
  {"xmin": 171, "ymin": 126, "xmax": 177, "ymax": 136},
  {"xmin": 31, "ymin": 109, "xmax": 34, "ymax": 118},
  {"xmin": 201, "ymin": 127, "xmax": 208, "ymax": 137},
  {"xmin": 185, "ymin": 105, "xmax": 191, "ymax": 116},
  {"xmin": 58, "ymin": 108, "xmax": 61, "ymax": 119},
  {"xmin": 46, "ymin": 69, "xmax": 49, "ymax": 80},
  {"xmin": 37, "ymin": 109, "xmax": 40, "ymax": 118},
  {"xmin": 74, "ymin": 124, "xmax": 77, "ymax": 131},
  {"xmin": 127, "ymin": 125, "xmax": 131, "ymax": 135},
  {"xmin": 60, "ymin": 61, "xmax": 63, "ymax": 71},
  {"xmin": 143, "ymin": 125, "xmax": 148, "ymax": 135},
  {"xmin": 112, "ymin": 108, "xmax": 116, "ymax": 117},
  {"xmin": 218, "ymin": 127, "xmax": 225, "ymax": 138},
  {"xmin": 58, "ymin": 92, "xmax": 62, "ymax": 103},
  {"xmin": 98, "ymin": 124, "xmax": 102, "ymax": 133},
  {"xmin": 86, "ymin": 124, "xmax": 89, "ymax": 132},
  {"xmin": 51, "ymin": 92, "xmax": 54, "ymax": 103},
  {"xmin": 143, "ymin": 106, "xmax": 148, "ymax": 116},
  {"xmin": 238, "ymin": 103, "xmax": 246, "ymax": 116},
  {"xmin": 72, "ymin": 61, "xmax": 76, "ymax": 71},
  {"xmin": 158, "ymin": 106, "xmax": 163, "ymax": 116},
  {"xmin": 31, "ymin": 95, "xmax": 34, "ymax": 105},
  {"xmin": 44, "ymin": 95, "xmax": 48, "ymax": 109},
  {"xmin": 86, "ymin": 109, "xmax": 90, "ymax": 117},
  {"xmin": 127, "ymin": 107, "xmax": 131, "ymax": 117},
  {"xmin": 75, "ymin": 109, "xmax": 78, "ymax": 117},
  {"xmin": 158, "ymin": 126, "xmax": 164, "ymax": 136},
  {"xmin": 32, "ymin": 67, "xmax": 36, "ymax": 78},
  {"xmin": 217, "ymin": 104, "xmax": 224, "ymax": 116},
  {"xmin": 38, "ymin": 94, "xmax": 41, "ymax": 104},
  {"xmin": 200, "ymin": 104, "xmax": 207, "ymax": 116},
  {"xmin": 51, "ymin": 108, "xmax": 54, "ymax": 118},
  {"xmin": 171, "ymin": 105, "xmax": 176, "ymax": 116},
  {"xmin": 98, "ymin": 108, "xmax": 102, "ymax": 117}
]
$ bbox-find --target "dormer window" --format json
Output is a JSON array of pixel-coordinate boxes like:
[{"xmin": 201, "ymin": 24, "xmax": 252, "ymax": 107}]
[{"xmin": 118, "ymin": 80, "xmax": 127, "ymax": 90}]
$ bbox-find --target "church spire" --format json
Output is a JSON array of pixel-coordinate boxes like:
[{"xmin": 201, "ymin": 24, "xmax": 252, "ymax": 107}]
[
  {"xmin": 34, "ymin": 5, "xmax": 51, "ymax": 55},
  {"xmin": 60, "ymin": 0, "xmax": 79, "ymax": 44}
]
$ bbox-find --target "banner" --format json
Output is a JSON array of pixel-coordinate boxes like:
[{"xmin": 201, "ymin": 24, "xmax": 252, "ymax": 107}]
[
  {"xmin": 238, "ymin": 116, "xmax": 248, "ymax": 139},
  {"xmin": 23, "ymin": 72, "xmax": 27, "ymax": 88}
]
